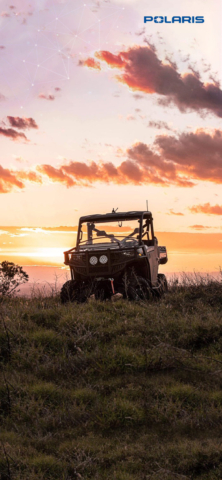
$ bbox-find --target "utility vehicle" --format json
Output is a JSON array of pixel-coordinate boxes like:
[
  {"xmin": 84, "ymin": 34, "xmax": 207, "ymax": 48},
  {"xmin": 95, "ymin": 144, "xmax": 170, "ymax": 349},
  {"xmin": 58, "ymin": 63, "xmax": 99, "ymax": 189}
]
[{"xmin": 60, "ymin": 210, "xmax": 168, "ymax": 302}]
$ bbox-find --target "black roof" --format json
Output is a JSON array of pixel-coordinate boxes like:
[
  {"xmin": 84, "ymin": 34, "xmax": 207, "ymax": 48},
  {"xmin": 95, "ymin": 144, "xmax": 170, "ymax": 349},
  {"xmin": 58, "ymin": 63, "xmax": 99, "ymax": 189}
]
[{"xmin": 79, "ymin": 211, "xmax": 152, "ymax": 223}]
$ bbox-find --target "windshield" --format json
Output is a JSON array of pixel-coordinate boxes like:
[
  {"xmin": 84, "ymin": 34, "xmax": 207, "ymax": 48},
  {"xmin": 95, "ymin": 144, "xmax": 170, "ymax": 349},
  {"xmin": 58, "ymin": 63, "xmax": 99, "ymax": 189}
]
[{"xmin": 78, "ymin": 219, "xmax": 143, "ymax": 246}]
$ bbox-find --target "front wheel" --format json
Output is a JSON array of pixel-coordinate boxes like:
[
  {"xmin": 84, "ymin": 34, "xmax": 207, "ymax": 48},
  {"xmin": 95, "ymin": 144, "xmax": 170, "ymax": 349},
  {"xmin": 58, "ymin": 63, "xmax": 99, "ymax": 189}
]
[
  {"xmin": 123, "ymin": 275, "xmax": 151, "ymax": 301},
  {"xmin": 60, "ymin": 280, "xmax": 89, "ymax": 304}
]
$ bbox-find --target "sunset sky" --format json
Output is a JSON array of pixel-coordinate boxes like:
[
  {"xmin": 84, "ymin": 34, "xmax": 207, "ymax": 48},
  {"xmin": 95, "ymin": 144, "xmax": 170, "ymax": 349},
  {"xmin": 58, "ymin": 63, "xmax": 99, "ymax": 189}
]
[{"xmin": 1, "ymin": 0, "xmax": 222, "ymax": 275}]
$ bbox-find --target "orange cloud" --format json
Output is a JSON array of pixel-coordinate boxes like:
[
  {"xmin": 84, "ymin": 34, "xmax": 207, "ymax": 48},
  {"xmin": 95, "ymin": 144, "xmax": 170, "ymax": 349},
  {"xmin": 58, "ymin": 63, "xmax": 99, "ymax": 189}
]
[
  {"xmin": 18, "ymin": 171, "xmax": 42, "ymax": 184},
  {"xmin": 3, "ymin": 127, "xmax": 222, "ymax": 192},
  {"xmin": 37, "ymin": 165, "xmax": 75, "ymax": 187},
  {"xmin": 0, "ymin": 165, "xmax": 42, "ymax": 193},
  {"xmin": 95, "ymin": 51, "xmax": 125, "ymax": 68},
  {"xmin": 37, "ymin": 153, "xmax": 193, "ymax": 188},
  {"xmin": 167, "ymin": 209, "xmax": 184, "ymax": 216},
  {"xmin": 0, "ymin": 165, "xmax": 24, "ymax": 193},
  {"xmin": 189, "ymin": 203, "xmax": 222, "ymax": 215},
  {"xmin": 189, "ymin": 225, "xmax": 213, "ymax": 230},
  {"xmin": 79, "ymin": 57, "xmax": 101, "ymax": 70},
  {"xmin": 83, "ymin": 46, "xmax": 222, "ymax": 117}
]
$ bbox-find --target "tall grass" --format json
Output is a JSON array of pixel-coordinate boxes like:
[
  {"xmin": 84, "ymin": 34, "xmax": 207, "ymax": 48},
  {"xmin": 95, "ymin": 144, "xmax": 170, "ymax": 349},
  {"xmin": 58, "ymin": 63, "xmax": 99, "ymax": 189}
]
[{"xmin": 1, "ymin": 273, "xmax": 222, "ymax": 479}]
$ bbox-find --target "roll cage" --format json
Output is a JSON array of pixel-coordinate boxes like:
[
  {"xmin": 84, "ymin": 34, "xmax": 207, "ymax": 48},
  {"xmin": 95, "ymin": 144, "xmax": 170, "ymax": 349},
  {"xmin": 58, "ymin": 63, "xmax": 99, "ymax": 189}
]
[{"xmin": 76, "ymin": 211, "xmax": 155, "ymax": 249}]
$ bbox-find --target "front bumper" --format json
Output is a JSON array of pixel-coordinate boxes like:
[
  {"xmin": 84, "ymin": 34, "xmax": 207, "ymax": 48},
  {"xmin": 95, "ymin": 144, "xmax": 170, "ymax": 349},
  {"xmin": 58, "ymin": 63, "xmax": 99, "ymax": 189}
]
[{"xmin": 64, "ymin": 247, "xmax": 142, "ymax": 277}]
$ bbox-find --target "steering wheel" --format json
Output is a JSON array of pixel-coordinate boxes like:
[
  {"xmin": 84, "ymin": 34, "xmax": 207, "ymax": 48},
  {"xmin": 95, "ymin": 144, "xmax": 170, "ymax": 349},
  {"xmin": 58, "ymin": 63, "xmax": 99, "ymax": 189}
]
[{"xmin": 120, "ymin": 237, "xmax": 138, "ymax": 246}]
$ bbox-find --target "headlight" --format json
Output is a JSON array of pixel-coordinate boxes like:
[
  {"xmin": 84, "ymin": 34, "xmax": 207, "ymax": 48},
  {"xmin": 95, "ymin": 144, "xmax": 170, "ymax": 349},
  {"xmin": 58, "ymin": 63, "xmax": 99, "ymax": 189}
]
[
  {"xmin": 89, "ymin": 256, "xmax": 98, "ymax": 265},
  {"xmin": 99, "ymin": 255, "xmax": 108, "ymax": 264}
]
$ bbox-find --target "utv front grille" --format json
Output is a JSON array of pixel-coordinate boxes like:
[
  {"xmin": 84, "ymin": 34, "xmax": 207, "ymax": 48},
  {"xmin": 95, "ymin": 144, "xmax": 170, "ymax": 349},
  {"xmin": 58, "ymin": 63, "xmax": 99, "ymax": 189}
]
[
  {"xmin": 89, "ymin": 264, "xmax": 108, "ymax": 274},
  {"xmin": 74, "ymin": 266, "xmax": 87, "ymax": 275},
  {"xmin": 67, "ymin": 247, "xmax": 137, "ymax": 276},
  {"xmin": 111, "ymin": 263, "xmax": 125, "ymax": 273}
]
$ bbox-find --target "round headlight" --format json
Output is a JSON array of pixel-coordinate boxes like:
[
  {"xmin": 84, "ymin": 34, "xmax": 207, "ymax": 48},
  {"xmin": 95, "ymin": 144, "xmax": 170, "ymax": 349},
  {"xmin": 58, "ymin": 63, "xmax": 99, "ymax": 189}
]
[
  {"xmin": 89, "ymin": 256, "xmax": 98, "ymax": 265},
  {"xmin": 99, "ymin": 255, "xmax": 108, "ymax": 264}
]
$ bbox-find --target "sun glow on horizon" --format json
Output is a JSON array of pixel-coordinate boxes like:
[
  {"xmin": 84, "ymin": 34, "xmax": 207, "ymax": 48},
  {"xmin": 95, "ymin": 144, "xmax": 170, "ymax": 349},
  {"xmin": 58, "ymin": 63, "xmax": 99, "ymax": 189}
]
[{"xmin": 3, "ymin": 247, "xmax": 65, "ymax": 258}]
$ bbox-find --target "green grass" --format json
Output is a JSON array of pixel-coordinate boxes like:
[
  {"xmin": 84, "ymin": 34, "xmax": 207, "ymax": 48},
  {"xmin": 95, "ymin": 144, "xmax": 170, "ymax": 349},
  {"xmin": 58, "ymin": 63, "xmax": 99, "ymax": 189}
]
[{"xmin": 1, "ymin": 276, "xmax": 222, "ymax": 479}]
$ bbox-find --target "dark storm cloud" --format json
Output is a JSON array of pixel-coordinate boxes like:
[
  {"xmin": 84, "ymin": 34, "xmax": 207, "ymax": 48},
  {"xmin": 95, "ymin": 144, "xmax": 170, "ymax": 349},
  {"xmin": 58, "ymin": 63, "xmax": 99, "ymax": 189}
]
[
  {"xmin": 155, "ymin": 129, "xmax": 222, "ymax": 183},
  {"xmin": 7, "ymin": 116, "xmax": 38, "ymax": 130},
  {"xmin": 148, "ymin": 120, "xmax": 172, "ymax": 130},
  {"xmin": 0, "ymin": 127, "xmax": 28, "ymax": 141},
  {"xmin": 83, "ymin": 46, "xmax": 222, "ymax": 117}
]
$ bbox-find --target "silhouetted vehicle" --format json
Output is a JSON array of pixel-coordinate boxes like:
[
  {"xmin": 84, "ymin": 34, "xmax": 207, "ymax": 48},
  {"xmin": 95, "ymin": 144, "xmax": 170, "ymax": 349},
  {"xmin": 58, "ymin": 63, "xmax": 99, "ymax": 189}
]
[{"xmin": 60, "ymin": 210, "xmax": 168, "ymax": 302}]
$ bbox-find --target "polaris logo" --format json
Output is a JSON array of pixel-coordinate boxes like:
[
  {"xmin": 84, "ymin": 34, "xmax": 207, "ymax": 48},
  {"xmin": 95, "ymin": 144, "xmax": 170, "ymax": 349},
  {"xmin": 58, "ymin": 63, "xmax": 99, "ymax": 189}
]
[{"xmin": 144, "ymin": 16, "xmax": 204, "ymax": 24}]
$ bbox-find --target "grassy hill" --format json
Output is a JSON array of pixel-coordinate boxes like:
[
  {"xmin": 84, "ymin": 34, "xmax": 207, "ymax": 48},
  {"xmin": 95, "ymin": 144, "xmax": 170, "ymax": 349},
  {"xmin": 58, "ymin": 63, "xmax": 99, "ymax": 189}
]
[{"xmin": 1, "ymin": 277, "xmax": 222, "ymax": 479}]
